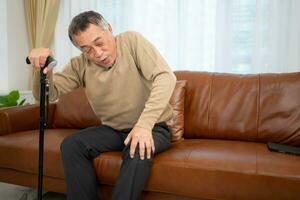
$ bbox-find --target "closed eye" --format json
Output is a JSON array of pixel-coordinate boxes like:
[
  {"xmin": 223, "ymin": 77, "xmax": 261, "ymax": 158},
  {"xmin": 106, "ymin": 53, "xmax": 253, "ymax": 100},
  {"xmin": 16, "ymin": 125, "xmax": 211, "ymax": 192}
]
[{"xmin": 95, "ymin": 42, "xmax": 104, "ymax": 47}]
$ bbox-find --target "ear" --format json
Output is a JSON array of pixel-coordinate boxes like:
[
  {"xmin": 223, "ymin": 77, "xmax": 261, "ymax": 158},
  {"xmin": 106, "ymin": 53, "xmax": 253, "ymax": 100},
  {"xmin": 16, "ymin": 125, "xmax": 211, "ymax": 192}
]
[{"xmin": 108, "ymin": 24, "xmax": 113, "ymax": 33}]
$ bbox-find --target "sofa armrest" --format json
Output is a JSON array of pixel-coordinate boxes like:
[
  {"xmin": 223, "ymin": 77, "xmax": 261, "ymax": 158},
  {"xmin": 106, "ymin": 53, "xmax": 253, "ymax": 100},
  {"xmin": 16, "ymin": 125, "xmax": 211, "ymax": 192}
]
[{"xmin": 0, "ymin": 103, "xmax": 56, "ymax": 135}]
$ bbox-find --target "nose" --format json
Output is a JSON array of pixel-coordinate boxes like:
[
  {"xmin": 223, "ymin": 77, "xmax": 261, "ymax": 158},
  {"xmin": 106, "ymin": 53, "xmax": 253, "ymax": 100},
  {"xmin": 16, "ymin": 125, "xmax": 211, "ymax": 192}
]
[{"xmin": 93, "ymin": 46, "xmax": 103, "ymax": 58}]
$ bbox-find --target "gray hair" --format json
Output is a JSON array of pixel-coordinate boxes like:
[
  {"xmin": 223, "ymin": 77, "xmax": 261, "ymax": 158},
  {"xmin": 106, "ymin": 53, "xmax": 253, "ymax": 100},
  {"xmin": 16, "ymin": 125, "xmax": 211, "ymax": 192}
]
[{"xmin": 68, "ymin": 10, "xmax": 109, "ymax": 45}]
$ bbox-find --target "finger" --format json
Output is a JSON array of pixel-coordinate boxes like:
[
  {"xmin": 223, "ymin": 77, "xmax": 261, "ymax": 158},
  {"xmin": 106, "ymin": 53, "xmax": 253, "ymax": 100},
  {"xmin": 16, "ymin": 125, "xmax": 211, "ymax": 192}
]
[
  {"xmin": 151, "ymin": 137, "xmax": 155, "ymax": 154},
  {"xmin": 146, "ymin": 140, "xmax": 152, "ymax": 159},
  {"xmin": 43, "ymin": 67, "xmax": 50, "ymax": 74},
  {"xmin": 39, "ymin": 56, "xmax": 47, "ymax": 67},
  {"xmin": 33, "ymin": 56, "xmax": 40, "ymax": 69},
  {"xmin": 29, "ymin": 57, "xmax": 38, "ymax": 69},
  {"xmin": 130, "ymin": 138, "xmax": 138, "ymax": 158},
  {"xmin": 139, "ymin": 141, "xmax": 145, "ymax": 160},
  {"xmin": 124, "ymin": 133, "xmax": 132, "ymax": 145}
]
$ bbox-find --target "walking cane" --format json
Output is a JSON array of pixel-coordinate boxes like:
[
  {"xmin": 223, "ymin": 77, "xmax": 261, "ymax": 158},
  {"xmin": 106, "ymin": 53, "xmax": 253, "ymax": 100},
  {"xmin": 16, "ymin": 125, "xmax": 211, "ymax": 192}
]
[{"xmin": 26, "ymin": 56, "xmax": 57, "ymax": 200}]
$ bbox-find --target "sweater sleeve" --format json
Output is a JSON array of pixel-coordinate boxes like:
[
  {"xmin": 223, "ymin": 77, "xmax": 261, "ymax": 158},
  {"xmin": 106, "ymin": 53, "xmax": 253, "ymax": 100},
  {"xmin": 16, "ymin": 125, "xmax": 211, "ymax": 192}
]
[
  {"xmin": 32, "ymin": 55, "xmax": 85, "ymax": 102},
  {"xmin": 130, "ymin": 32, "xmax": 176, "ymax": 130}
]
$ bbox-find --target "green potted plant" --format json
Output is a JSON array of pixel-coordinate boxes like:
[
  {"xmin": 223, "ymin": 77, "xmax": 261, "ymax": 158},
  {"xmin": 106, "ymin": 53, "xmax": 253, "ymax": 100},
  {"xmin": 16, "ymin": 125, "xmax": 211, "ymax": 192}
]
[{"xmin": 0, "ymin": 90, "xmax": 27, "ymax": 109}]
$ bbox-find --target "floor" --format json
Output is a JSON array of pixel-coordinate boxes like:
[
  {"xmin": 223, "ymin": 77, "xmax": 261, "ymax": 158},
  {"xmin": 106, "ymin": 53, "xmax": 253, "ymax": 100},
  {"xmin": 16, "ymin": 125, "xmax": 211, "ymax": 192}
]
[{"xmin": 0, "ymin": 182, "xmax": 66, "ymax": 200}]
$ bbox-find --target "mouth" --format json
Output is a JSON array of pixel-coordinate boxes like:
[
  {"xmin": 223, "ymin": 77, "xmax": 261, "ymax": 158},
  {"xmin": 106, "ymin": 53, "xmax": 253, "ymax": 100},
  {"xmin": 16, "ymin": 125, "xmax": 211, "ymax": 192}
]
[
  {"xmin": 95, "ymin": 56, "xmax": 111, "ymax": 67},
  {"xmin": 102, "ymin": 57, "xmax": 111, "ymax": 65},
  {"xmin": 92, "ymin": 54, "xmax": 115, "ymax": 67},
  {"xmin": 102, "ymin": 57, "xmax": 109, "ymax": 63}
]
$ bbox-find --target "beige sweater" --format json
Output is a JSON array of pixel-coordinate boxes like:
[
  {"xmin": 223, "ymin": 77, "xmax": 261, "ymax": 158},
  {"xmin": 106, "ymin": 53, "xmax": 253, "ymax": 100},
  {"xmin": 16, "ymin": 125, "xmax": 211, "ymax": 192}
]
[{"xmin": 32, "ymin": 31, "xmax": 176, "ymax": 130}]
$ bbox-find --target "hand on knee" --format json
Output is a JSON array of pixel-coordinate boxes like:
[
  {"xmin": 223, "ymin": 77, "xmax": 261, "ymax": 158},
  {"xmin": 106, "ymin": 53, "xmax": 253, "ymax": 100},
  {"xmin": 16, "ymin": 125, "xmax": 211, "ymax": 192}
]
[{"xmin": 124, "ymin": 126, "xmax": 155, "ymax": 160}]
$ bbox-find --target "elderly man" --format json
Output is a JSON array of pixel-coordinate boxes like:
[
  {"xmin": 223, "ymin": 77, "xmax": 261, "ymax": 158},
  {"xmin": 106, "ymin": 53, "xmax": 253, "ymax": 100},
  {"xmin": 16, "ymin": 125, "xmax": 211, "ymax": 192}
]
[{"xmin": 27, "ymin": 10, "xmax": 176, "ymax": 200}]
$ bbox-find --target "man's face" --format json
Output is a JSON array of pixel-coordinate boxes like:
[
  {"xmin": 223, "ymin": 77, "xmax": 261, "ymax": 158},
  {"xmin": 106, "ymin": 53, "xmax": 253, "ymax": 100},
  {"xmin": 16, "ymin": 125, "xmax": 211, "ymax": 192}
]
[{"xmin": 73, "ymin": 23, "xmax": 117, "ymax": 68}]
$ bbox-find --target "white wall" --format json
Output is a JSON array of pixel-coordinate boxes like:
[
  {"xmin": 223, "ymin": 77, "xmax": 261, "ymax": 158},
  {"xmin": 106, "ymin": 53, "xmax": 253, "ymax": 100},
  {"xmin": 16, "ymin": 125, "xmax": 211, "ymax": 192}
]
[
  {"xmin": 0, "ymin": 0, "xmax": 32, "ymax": 103},
  {"xmin": 7, "ymin": 0, "xmax": 31, "ymax": 91},
  {"xmin": 0, "ymin": 0, "xmax": 8, "ymax": 92}
]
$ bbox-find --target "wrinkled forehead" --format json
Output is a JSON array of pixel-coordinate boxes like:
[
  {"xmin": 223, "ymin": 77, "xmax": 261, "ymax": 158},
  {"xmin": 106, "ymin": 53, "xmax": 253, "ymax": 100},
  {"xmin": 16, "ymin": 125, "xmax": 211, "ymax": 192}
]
[{"xmin": 73, "ymin": 24, "xmax": 107, "ymax": 46}]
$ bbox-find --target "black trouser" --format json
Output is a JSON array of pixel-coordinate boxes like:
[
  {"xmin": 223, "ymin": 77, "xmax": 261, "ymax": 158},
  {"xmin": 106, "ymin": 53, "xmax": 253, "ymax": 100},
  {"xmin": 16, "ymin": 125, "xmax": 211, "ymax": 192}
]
[{"xmin": 60, "ymin": 122, "xmax": 171, "ymax": 200}]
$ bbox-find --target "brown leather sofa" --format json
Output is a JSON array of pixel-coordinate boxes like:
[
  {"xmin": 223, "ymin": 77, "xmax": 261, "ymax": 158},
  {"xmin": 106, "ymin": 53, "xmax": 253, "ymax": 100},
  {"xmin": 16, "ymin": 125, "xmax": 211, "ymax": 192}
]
[{"xmin": 0, "ymin": 71, "xmax": 300, "ymax": 200}]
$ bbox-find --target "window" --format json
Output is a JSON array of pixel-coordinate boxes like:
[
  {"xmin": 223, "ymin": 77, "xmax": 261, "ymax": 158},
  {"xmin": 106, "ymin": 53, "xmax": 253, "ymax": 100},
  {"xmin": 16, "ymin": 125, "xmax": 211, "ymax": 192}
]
[{"xmin": 53, "ymin": 0, "xmax": 300, "ymax": 73}]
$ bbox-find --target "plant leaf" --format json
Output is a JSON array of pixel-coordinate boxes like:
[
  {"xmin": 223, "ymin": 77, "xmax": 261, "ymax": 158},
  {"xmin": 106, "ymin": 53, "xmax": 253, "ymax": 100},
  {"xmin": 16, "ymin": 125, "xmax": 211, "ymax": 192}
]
[
  {"xmin": 8, "ymin": 90, "xmax": 20, "ymax": 101},
  {"xmin": 0, "ymin": 96, "xmax": 8, "ymax": 105},
  {"xmin": 0, "ymin": 90, "xmax": 22, "ymax": 107},
  {"xmin": 19, "ymin": 98, "xmax": 26, "ymax": 106},
  {"xmin": 7, "ymin": 90, "xmax": 19, "ymax": 106}
]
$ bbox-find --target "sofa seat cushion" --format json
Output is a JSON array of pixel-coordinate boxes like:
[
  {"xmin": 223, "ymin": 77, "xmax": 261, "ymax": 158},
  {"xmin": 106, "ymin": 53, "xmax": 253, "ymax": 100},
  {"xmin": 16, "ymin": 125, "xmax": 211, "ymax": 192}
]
[
  {"xmin": 0, "ymin": 129, "xmax": 76, "ymax": 178},
  {"xmin": 94, "ymin": 139, "xmax": 300, "ymax": 199},
  {"xmin": 1, "ymin": 130, "xmax": 300, "ymax": 199}
]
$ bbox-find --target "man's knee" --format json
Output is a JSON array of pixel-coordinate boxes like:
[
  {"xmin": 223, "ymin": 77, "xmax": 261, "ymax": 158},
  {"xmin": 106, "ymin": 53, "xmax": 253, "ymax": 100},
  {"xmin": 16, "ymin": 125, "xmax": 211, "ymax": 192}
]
[
  {"xmin": 60, "ymin": 134, "xmax": 81, "ymax": 156},
  {"xmin": 122, "ymin": 145, "xmax": 153, "ymax": 164}
]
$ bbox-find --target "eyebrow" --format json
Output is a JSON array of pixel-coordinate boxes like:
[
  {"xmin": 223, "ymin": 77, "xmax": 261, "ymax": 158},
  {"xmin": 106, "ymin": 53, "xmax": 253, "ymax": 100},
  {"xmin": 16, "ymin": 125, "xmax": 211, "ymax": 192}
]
[{"xmin": 79, "ymin": 37, "xmax": 101, "ymax": 49}]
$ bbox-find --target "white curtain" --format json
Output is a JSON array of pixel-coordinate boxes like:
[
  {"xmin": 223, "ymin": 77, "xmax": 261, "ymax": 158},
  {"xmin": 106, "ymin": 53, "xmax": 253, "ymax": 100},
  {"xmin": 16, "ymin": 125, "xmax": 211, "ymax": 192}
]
[{"xmin": 53, "ymin": 0, "xmax": 300, "ymax": 73}]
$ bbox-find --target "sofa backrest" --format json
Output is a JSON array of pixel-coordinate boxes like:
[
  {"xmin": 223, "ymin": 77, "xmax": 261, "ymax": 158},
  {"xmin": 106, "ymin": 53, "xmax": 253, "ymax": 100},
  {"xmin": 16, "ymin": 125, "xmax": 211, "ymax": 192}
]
[
  {"xmin": 175, "ymin": 71, "xmax": 300, "ymax": 146},
  {"xmin": 52, "ymin": 88, "xmax": 101, "ymax": 129}
]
